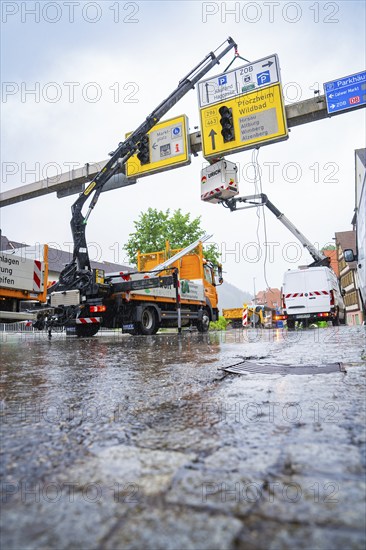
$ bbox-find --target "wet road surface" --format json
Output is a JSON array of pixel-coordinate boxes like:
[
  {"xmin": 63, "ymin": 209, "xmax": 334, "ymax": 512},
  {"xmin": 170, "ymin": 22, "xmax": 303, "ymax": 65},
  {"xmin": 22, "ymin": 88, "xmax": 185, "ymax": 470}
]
[{"xmin": 1, "ymin": 326, "xmax": 365, "ymax": 549}]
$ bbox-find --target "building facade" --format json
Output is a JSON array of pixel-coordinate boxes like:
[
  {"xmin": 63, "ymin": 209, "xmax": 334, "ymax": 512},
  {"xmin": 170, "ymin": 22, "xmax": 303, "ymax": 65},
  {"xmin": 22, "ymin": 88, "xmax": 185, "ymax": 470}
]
[
  {"xmin": 335, "ymin": 231, "xmax": 363, "ymax": 325},
  {"xmin": 255, "ymin": 288, "xmax": 281, "ymax": 310}
]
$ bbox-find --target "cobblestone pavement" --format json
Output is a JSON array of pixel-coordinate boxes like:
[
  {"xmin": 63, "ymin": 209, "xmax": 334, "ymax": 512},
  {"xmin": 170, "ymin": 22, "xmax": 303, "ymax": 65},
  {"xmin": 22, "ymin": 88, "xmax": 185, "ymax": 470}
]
[{"xmin": 1, "ymin": 326, "xmax": 365, "ymax": 549}]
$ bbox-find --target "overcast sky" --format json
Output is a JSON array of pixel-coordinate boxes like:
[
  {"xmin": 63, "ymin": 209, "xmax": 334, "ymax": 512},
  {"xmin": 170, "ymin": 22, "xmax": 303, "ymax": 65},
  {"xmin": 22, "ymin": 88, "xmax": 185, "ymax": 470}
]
[{"xmin": 1, "ymin": 0, "xmax": 365, "ymax": 293}]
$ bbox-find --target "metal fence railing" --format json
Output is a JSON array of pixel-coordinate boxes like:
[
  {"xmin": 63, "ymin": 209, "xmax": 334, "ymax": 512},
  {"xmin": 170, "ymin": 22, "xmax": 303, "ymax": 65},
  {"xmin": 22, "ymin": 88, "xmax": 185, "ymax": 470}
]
[{"xmin": 0, "ymin": 322, "xmax": 34, "ymax": 333}]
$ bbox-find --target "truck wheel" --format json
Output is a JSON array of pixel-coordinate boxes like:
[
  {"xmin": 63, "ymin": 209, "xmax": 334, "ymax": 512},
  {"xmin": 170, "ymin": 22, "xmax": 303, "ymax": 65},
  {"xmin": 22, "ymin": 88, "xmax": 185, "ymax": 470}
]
[
  {"xmin": 75, "ymin": 323, "xmax": 100, "ymax": 337},
  {"xmin": 287, "ymin": 319, "xmax": 295, "ymax": 330},
  {"xmin": 197, "ymin": 308, "xmax": 210, "ymax": 333},
  {"xmin": 138, "ymin": 307, "xmax": 159, "ymax": 336}
]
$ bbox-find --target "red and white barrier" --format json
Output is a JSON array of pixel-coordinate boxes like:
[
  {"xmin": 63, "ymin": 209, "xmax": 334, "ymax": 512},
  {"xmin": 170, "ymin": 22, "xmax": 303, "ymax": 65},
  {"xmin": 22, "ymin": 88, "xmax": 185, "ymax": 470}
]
[{"xmin": 242, "ymin": 307, "xmax": 248, "ymax": 327}]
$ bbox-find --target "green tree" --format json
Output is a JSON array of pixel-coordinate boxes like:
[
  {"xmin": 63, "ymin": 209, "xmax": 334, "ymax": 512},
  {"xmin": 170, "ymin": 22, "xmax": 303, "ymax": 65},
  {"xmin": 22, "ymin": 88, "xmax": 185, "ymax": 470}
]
[{"xmin": 124, "ymin": 208, "xmax": 219, "ymax": 265}]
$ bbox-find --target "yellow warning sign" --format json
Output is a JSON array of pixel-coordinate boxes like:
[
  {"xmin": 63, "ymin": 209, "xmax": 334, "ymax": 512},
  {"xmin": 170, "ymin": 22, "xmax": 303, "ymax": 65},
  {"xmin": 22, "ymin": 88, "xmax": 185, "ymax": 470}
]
[
  {"xmin": 200, "ymin": 83, "xmax": 288, "ymax": 159},
  {"xmin": 126, "ymin": 115, "xmax": 190, "ymax": 178}
]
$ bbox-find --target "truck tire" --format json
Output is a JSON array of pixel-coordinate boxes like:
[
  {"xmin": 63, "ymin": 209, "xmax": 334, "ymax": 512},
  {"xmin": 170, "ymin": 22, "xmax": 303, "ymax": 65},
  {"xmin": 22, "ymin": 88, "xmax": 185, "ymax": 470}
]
[
  {"xmin": 287, "ymin": 319, "xmax": 295, "ymax": 330},
  {"xmin": 138, "ymin": 307, "xmax": 159, "ymax": 336},
  {"xmin": 75, "ymin": 323, "xmax": 100, "ymax": 337},
  {"xmin": 197, "ymin": 308, "xmax": 210, "ymax": 333}
]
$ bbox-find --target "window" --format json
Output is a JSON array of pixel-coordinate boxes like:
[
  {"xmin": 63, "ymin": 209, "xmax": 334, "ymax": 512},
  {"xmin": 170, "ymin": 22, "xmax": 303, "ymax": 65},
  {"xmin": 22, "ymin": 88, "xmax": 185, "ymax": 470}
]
[
  {"xmin": 344, "ymin": 291, "xmax": 359, "ymax": 307},
  {"xmin": 341, "ymin": 271, "xmax": 353, "ymax": 288},
  {"xmin": 204, "ymin": 265, "xmax": 213, "ymax": 285}
]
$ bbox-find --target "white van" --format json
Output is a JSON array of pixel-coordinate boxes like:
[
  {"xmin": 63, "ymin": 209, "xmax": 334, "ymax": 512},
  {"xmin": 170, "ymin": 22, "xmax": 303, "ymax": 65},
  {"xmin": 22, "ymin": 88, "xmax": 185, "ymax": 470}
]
[{"xmin": 282, "ymin": 267, "xmax": 346, "ymax": 328}]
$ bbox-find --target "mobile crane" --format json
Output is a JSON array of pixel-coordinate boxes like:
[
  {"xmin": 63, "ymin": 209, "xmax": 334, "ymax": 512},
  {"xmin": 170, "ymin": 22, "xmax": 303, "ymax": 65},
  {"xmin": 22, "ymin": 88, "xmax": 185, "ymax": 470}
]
[
  {"xmin": 43, "ymin": 38, "xmax": 237, "ymax": 336},
  {"xmin": 221, "ymin": 193, "xmax": 346, "ymax": 327},
  {"xmin": 222, "ymin": 193, "xmax": 330, "ymax": 267}
]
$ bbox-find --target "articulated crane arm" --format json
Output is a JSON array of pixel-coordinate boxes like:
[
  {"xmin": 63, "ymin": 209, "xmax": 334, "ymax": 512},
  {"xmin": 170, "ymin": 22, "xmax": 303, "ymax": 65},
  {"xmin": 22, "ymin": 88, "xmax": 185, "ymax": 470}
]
[
  {"xmin": 222, "ymin": 193, "xmax": 330, "ymax": 267},
  {"xmin": 57, "ymin": 37, "xmax": 237, "ymax": 293}
]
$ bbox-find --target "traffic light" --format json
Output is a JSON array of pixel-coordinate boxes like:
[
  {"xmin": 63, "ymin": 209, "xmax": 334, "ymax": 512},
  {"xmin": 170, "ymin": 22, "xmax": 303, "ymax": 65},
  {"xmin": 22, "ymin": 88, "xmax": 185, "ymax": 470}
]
[
  {"xmin": 137, "ymin": 135, "xmax": 150, "ymax": 165},
  {"xmin": 219, "ymin": 106, "xmax": 235, "ymax": 143}
]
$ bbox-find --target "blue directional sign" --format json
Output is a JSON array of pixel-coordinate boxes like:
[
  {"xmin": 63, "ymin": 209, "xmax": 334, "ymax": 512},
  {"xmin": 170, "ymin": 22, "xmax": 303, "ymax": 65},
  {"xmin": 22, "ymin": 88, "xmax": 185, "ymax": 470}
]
[{"xmin": 324, "ymin": 70, "xmax": 366, "ymax": 115}]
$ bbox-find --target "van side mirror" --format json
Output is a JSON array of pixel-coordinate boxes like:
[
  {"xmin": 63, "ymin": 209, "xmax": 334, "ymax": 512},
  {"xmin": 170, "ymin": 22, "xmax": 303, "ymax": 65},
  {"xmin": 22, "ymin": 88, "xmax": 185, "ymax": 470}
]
[
  {"xmin": 344, "ymin": 249, "xmax": 356, "ymax": 262},
  {"xmin": 341, "ymin": 289, "xmax": 346, "ymax": 297}
]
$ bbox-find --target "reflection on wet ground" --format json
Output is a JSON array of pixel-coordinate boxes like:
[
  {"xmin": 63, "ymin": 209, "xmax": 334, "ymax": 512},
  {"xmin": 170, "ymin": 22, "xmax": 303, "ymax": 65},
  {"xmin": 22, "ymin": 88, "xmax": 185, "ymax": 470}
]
[{"xmin": 1, "ymin": 327, "xmax": 365, "ymax": 549}]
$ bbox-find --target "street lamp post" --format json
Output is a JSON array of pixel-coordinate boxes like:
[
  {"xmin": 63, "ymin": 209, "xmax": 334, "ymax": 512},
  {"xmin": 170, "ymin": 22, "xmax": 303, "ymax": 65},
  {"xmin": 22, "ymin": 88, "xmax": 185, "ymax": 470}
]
[{"xmin": 253, "ymin": 277, "xmax": 256, "ymax": 305}]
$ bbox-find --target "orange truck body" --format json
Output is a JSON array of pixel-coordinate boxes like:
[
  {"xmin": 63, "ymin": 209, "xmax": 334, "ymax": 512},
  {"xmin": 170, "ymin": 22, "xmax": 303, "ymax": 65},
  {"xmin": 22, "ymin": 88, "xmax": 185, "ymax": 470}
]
[
  {"xmin": 103, "ymin": 241, "xmax": 220, "ymax": 334},
  {"xmin": 133, "ymin": 241, "xmax": 219, "ymax": 310}
]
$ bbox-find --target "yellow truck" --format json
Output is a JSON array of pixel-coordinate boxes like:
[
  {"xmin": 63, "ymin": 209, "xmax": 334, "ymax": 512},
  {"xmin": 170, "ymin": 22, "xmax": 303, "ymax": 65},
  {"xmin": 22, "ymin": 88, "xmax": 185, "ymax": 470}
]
[
  {"xmin": 223, "ymin": 305, "xmax": 286, "ymax": 328},
  {"xmin": 47, "ymin": 238, "xmax": 223, "ymax": 336},
  {"xmin": 0, "ymin": 244, "xmax": 49, "ymax": 322},
  {"xmin": 106, "ymin": 240, "xmax": 222, "ymax": 335},
  {"xmin": 223, "ymin": 305, "xmax": 266, "ymax": 328}
]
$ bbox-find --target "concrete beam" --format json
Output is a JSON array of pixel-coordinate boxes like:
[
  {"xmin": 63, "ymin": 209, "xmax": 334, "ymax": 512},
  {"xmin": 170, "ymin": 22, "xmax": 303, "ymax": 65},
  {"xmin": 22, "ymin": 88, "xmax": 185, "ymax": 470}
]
[
  {"xmin": 1, "ymin": 160, "xmax": 137, "ymax": 207},
  {"xmin": 0, "ymin": 95, "xmax": 330, "ymax": 208},
  {"xmin": 285, "ymin": 94, "xmax": 328, "ymax": 127}
]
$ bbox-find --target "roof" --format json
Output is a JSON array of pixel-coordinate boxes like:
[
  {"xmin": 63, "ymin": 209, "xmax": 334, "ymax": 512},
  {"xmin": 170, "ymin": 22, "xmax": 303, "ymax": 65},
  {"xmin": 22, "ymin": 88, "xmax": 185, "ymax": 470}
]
[
  {"xmin": 355, "ymin": 148, "xmax": 366, "ymax": 168},
  {"xmin": 0, "ymin": 235, "xmax": 27, "ymax": 251},
  {"xmin": 335, "ymin": 231, "xmax": 357, "ymax": 269},
  {"xmin": 335, "ymin": 230, "xmax": 356, "ymax": 251},
  {"xmin": 47, "ymin": 247, "xmax": 132, "ymax": 274},
  {"xmin": 0, "ymin": 234, "xmax": 132, "ymax": 274},
  {"xmin": 255, "ymin": 288, "xmax": 281, "ymax": 308},
  {"xmin": 322, "ymin": 249, "xmax": 339, "ymax": 276}
]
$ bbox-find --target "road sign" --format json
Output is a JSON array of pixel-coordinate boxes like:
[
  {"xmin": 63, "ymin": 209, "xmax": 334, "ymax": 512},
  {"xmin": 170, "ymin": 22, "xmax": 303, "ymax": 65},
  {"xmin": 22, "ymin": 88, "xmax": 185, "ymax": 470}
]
[
  {"xmin": 198, "ymin": 54, "xmax": 280, "ymax": 108},
  {"xmin": 126, "ymin": 115, "xmax": 190, "ymax": 178},
  {"xmin": 200, "ymin": 83, "xmax": 288, "ymax": 159},
  {"xmin": 324, "ymin": 70, "xmax": 366, "ymax": 115}
]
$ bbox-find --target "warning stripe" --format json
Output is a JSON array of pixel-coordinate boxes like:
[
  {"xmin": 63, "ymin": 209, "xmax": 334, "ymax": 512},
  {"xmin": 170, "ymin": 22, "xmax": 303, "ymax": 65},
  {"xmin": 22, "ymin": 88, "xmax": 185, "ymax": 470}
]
[
  {"xmin": 33, "ymin": 260, "xmax": 42, "ymax": 291},
  {"xmin": 285, "ymin": 290, "xmax": 329, "ymax": 298},
  {"xmin": 201, "ymin": 187, "xmax": 223, "ymax": 200},
  {"xmin": 242, "ymin": 307, "xmax": 248, "ymax": 327},
  {"xmin": 76, "ymin": 317, "xmax": 101, "ymax": 324},
  {"xmin": 202, "ymin": 181, "xmax": 237, "ymax": 200}
]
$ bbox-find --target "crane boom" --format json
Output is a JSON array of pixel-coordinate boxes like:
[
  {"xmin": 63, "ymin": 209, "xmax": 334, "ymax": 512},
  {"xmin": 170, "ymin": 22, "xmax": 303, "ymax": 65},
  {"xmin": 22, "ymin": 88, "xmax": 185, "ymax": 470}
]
[
  {"xmin": 58, "ymin": 37, "xmax": 237, "ymax": 294},
  {"xmin": 222, "ymin": 193, "xmax": 330, "ymax": 267}
]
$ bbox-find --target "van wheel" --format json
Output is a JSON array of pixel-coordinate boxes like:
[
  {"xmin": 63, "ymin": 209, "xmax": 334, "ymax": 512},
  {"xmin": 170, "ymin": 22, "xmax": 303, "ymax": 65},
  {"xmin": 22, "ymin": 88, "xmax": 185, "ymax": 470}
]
[
  {"xmin": 75, "ymin": 323, "xmax": 100, "ymax": 337},
  {"xmin": 197, "ymin": 308, "xmax": 210, "ymax": 333},
  {"xmin": 138, "ymin": 307, "xmax": 159, "ymax": 336},
  {"xmin": 332, "ymin": 315, "xmax": 340, "ymax": 327}
]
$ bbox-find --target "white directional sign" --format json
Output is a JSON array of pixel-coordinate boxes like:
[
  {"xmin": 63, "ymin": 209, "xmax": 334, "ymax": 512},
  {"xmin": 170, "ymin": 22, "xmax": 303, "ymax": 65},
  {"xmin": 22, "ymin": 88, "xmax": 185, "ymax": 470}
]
[
  {"xmin": 0, "ymin": 252, "xmax": 43, "ymax": 292},
  {"xmin": 198, "ymin": 54, "xmax": 280, "ymax": 108}
]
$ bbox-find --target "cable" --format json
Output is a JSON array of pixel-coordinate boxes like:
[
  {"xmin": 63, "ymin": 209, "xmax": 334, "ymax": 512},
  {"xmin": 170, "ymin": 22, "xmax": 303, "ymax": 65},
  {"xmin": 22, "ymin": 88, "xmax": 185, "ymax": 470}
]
[
  {"xmin": 252, "ymin": 149, "xmax": 261, "ymax": 254},
  {"xmin": 252, "ymin": 148, "xmax": 272, "ymax": 293}
]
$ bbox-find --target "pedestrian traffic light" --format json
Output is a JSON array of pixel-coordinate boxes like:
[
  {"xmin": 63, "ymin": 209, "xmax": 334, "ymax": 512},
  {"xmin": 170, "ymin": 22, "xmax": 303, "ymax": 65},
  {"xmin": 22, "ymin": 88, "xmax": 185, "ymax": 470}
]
[
  {"xmin": 219, "ymin": 106, "xmax": 235, "ymax": 143},
  {"xmin": 137, "ymin": 135, "xmax": 150, "ymax": 165}
]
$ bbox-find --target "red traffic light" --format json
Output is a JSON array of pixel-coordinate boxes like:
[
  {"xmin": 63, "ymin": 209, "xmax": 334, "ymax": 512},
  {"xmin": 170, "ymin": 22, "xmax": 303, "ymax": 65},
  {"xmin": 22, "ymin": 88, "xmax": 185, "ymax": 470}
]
[{"xmin": 218, "ymin": 106, "xmax": 235, "ymax": 143}]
